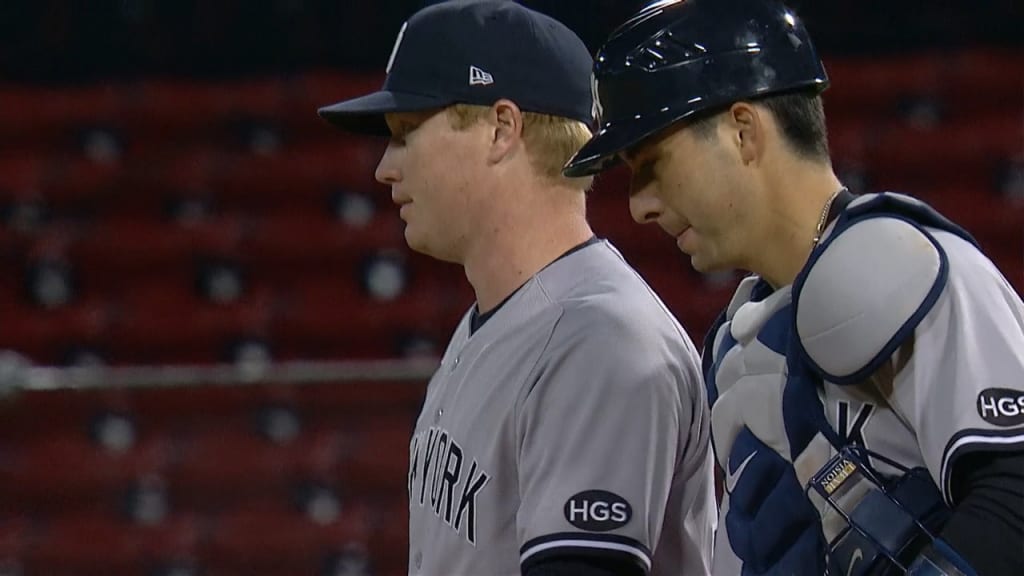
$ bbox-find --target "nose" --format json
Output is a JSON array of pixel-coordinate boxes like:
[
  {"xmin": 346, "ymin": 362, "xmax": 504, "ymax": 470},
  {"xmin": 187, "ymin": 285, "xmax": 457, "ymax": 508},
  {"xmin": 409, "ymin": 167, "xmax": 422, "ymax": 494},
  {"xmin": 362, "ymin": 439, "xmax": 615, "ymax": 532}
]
[
  {"xmin": 628, "ymin": 182, "xmax": 662, "ymax": 225},
  {"xmin": 374, "ymin": 144, "xmax": 401, "ymax": 185}
]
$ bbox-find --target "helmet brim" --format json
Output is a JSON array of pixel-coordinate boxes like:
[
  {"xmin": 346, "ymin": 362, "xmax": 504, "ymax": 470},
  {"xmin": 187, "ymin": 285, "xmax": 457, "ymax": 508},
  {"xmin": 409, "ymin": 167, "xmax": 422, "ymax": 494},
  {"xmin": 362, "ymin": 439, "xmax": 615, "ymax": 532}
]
[{"xmin": 563, "ymin": 106, "xmax": 697, "ymax": 178}]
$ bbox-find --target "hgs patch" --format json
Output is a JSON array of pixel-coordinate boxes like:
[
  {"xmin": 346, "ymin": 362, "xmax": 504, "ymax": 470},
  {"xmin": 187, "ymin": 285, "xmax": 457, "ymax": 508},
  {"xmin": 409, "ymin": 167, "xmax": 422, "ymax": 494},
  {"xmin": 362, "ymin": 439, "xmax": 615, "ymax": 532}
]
[
  {"xmin": 563, "ymin": 490, "xmax": 632, "ymax": 532},
  {"xmin": 977, "ymin": 388, "xmax": 1024, "ymax": 427}
]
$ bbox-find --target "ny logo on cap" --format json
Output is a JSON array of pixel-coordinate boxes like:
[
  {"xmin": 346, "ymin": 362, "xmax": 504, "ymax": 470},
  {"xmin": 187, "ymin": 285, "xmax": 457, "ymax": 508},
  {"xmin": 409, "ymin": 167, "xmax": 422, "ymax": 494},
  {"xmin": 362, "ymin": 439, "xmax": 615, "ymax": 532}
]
[
  {"xmin": 590, "ymin": 73, "xmax": 604, "ymax": 121},
  {"xmin": 469, "ymin": 66, "xmax": 494, "ymax": 86},
  {"xmin": 386, "ymin": 22, "xmax": 408, "ymax": 74}
]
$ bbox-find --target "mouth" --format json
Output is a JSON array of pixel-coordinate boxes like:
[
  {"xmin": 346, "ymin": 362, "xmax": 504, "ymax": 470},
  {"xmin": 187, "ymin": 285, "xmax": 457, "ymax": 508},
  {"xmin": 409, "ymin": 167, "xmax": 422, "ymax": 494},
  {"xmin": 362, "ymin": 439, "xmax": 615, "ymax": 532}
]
[
  {"xmin": 391, "ymin": 189, "xmax": 412, "ymax": 207},
  {"xmin": 667, "ymin": 224, "xmax": 690, "ymax": 239},
  {"xmin": 674, "ymin": 226, "xmax": 693, "ymax": 251},
  {"xmin": 393, "ymin": 196, "xmax": 412, "ymax": 219}
]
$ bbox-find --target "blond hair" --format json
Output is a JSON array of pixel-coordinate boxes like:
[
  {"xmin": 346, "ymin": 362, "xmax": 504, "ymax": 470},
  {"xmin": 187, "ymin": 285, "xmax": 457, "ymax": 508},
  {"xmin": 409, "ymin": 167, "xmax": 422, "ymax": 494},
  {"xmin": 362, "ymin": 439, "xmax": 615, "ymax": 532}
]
[{"xmin": 447, "ymin": 104, "xmax": 593, "ymax": 188}]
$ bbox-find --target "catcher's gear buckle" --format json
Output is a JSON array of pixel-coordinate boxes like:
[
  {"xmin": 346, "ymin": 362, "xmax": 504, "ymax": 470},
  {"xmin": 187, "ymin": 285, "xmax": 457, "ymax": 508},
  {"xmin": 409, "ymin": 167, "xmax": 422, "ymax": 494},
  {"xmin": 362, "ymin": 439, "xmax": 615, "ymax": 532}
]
[{"xmin": 807, "ymin": 445, "xmax": 955, "ymax": 575}]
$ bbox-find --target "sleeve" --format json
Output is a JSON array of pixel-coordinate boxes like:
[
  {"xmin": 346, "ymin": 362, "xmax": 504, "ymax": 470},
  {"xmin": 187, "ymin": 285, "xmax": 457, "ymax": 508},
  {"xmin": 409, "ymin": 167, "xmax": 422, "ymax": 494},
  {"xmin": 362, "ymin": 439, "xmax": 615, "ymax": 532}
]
[
  {"xmin": 525, "ymin": 555, "xmax": 646, "ymax": 576},
  {"xmin": 513, "ymin": 306, "xmax": 703, "ymax": 574},
  {"xmin": 939, "ymin": 450, "xmax": 1024, "ymax": 575},
  {"xmin": 889, "ymin": 231, "xmax": 1024, "ymax": 505}
]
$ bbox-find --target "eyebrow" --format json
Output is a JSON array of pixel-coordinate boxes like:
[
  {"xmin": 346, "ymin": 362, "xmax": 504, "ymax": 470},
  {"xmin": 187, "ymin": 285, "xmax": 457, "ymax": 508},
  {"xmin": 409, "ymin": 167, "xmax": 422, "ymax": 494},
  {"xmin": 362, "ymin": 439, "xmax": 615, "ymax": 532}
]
[
  {"xmin": 623, "ymin": 148, "xmax": 655, "ymax": 173},
  {"xmin": 389, "ymin": 120, "xmax": 412, "ymax": 136},
  {"xmin": 390, "ymin": 112, "xmax": 433, "ymax": 138}
]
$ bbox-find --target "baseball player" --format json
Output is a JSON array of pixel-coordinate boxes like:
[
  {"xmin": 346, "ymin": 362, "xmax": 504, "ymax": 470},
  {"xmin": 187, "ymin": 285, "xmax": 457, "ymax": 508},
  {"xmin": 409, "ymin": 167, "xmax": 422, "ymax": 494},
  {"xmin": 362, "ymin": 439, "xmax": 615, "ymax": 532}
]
[
  {"xmin": 318, "ymin": 2, "xmax": 716, "ymax": 575},
  {"xmin": 564, "ymin": 0, "xmax": 1024, "ymax": 574}
]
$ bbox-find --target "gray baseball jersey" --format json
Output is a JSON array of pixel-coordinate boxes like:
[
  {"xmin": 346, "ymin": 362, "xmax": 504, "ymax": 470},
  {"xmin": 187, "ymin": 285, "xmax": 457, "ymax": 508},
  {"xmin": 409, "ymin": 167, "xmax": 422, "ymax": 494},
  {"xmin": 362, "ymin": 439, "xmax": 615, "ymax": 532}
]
[
  {"xmin": 706, "ymin": 194, "xmax": 1024, "ymax": 574},
  {"xmin": 406, "ymin": 239, "xmax": 716, "ymax": 576}
]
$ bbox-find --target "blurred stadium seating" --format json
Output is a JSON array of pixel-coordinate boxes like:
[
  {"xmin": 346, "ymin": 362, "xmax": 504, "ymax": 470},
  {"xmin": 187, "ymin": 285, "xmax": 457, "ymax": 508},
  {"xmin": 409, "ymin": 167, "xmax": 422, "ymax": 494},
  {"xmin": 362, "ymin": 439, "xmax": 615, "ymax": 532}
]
[
  {"xmin": 0, "ymin": 2, "xmax": 1020, "ymax": 570},
  {"xmin": 0, "ymin": 378, "xmax": 424, "ymax": 576},
  {"xmin": 1, "ymin": 50, "xmax": 1019, "ymax": 367}
]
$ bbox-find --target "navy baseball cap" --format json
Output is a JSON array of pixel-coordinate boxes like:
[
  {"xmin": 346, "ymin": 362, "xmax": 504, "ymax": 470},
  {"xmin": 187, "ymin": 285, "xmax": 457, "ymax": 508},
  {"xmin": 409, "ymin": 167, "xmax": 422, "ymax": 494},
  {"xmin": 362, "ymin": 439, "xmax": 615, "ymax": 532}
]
[{"xmin": 318, "ymin": 0, "xmax": 595, "ymax": 136}]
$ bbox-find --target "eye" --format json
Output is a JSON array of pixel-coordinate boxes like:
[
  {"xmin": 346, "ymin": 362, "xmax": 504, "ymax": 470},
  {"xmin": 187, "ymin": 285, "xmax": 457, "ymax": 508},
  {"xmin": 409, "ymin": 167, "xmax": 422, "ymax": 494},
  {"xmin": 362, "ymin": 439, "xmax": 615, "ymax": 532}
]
[
  {"xmin": 629, "ymin": 158, "xmax": 656, "ymax": 195},
  {"xmin": 388, "ymin": 123, "xmax": 414, "ymax": 145},
  {"xmin": 385, "ymin": 118, "xmax": 414, "ymax": 143},
  {"xmin": 638, "ymin": 156, "xmax": 657, "ymax": 179}
]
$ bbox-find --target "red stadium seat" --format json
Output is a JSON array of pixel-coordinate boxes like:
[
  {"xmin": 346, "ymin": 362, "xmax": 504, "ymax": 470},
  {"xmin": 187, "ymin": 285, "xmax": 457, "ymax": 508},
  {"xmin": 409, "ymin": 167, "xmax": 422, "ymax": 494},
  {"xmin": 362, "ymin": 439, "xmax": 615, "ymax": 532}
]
[
  {"xmin": 0, "ymin": 85, "xmax": 123, "ymax": 152},
  {"xmin": 129, "ymin": 145, "xmax": 221, "ymax": 196},
  {"xmin": 296, "ymin": 380, "xmax": 427, "ymax": 433},
  {"xmin": 869, "ymin": 112, "xmax": 1024, "ymax": 189},
  {"xmin": 915, "ymin": 186, "xmax": 1024, "ymax": 250},
  {"xmin": 823, "ymin": 53, "xmax": 945, "ymax": 122},
  {"xmin": 0, "ymin": 517, "xmax": 30, "ymax": 572},
  {"xmin": 269, "ymin": 269, "xmax": 457, "ymax": 361},
  {"xmin": 0, "ymin": 154, "xmax": 45, "ymax": 200},
  {"xmin": 122, "ymin": 78, "xmax": 287, "ymax": 146},
  {"xmin": 240, "ymin": 211, "xmax": 405, "ymax": 288},
  {"xmin": 126, "ymin": 384, "xmax": 303, "ymax": 432},
  {"xmin": 24, "ymin": 513, "xmax": 198, "ymax": 576},
  {"xmin": 0, "ymin": 433, "xmax": 169, "ymax": 516},
  {"xmin": 941, "ymin": 49, "xmax": 1024, "ymax": 120},
  {"xmin": 201, "ymin": 503, "xmax": 371, "ymax": 574},
  {"xmin": 70, "ymin": 216, "xmax": 243, "ymax": 295},
  {"xmin": 337, "ymin": 412, "xmax": 416, "ymax": 496},
  {"xmin": 367, "ymin": 500, "xmax": 410, "ymax": 575},
  {"xmin": 212, "ymin": 140, "xmax": 386, "ymax": 215},
  {"xmin": 101, "ymin": 284, "xmax": 272, "ymax": 364},
  {"xmin": 169, "ymin": 427, "xmax": 343, "ymax": 511},
  {"xmin": 43, "ymin": 155, "xmax": 125, "ymax": 213},
  {"xmin": 0, "ymin": 388, "xmax": 139, "ymax": 445},
  {"xmin": 826, "ymin": 119, "xmax": 873, "ymax": 170},
  {"xmin": 0, "ymin": 298, "xmax": 110, "ymax": 365}
]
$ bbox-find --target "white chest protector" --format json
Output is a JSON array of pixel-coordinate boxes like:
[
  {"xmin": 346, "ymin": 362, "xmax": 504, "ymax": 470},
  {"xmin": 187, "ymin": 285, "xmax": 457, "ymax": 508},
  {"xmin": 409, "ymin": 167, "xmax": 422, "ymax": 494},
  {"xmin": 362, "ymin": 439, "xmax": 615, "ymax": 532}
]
[
  {"xmin": 706, "ymin": 192, "xmax": 978, "ymax": 460},
  {"xmin": 705, "ymin": 192, "xmax": 1021, "ymax": 576}
]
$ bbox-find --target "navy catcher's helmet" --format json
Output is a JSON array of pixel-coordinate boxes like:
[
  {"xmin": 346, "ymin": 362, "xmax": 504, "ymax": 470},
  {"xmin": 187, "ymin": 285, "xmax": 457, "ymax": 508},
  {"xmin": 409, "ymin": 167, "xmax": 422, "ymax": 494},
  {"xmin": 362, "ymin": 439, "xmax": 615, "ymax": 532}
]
[{"xmin": 563, "ymin": 0, "xmax": 829, "ymax": 177}]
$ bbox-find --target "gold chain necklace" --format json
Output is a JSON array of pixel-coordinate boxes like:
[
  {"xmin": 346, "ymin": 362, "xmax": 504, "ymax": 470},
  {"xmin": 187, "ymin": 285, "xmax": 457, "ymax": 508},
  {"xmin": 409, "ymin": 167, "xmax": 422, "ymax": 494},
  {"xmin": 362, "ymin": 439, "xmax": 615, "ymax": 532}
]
[{"xmin": 812, "ymin": 187, "xmax": 846, "ymax": 246}]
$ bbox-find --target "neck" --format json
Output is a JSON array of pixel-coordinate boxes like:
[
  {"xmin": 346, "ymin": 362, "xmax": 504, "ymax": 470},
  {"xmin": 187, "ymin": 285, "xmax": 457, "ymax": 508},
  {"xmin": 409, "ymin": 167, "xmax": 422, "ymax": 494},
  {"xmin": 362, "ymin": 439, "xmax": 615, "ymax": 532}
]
[
  {"xmin": 751, "ymin": 159, "xmax": 844, "ymax": 288},
  {"xmin": 462, "ymin": 180, "xmax": 593, "ymax": 313}
]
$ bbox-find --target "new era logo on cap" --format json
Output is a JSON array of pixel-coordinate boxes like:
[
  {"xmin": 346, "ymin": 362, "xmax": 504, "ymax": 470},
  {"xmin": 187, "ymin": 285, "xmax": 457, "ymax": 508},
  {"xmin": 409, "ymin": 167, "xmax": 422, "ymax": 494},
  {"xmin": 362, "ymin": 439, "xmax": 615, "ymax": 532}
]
[
  {"xmin": 318, "ymin": 1, "xmax": 594, "ymax": 136},
  {"xmin": 469, "ymin": 65, "xmax": 494, "ymax": 86}
]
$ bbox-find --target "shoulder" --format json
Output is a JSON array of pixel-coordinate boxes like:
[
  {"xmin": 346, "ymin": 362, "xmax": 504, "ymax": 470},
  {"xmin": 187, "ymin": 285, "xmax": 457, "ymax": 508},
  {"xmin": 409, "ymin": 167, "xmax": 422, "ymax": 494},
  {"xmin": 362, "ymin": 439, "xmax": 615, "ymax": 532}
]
[
  {"xmin": 543, "ymin": 303, "xmax": 701, "ymax": 410},
  {"xmin": 927, "ymin": 228, "xmax": 1024, "ymax": 332},
  {"xmin": 932, "ymin": 228, "xmax": 1006, "ymax": 287},
  {"xmin": 795, "ymin": 212, "xmax": 946, "ymax": 383},
  {"xmin": 534, "ymin": 237, "xmax": 702, "ymax": 362},
  {"xmin": 554, "ymin": 261, "xmax": 697, "ymax": 358}
]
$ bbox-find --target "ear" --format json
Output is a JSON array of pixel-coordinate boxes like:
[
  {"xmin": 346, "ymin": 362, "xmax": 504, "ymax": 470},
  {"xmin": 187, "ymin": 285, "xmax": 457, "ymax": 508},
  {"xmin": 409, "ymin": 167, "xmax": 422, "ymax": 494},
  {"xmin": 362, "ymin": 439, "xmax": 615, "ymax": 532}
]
[
  {"xmin": 487, "ymin": 99, "xmax": 524, "ymax": 164},
  {"xmin": 725, "ymin": 102, "xmax": 764, "ymax": 165}
]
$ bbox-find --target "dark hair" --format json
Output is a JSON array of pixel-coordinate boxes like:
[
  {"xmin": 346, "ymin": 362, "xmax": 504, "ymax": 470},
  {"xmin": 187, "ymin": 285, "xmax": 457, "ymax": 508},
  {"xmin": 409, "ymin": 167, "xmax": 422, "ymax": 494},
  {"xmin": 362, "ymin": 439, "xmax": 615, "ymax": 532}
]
[{"xmin": 689, "ymin": 90, "xmax": 830, "ymax": 162}]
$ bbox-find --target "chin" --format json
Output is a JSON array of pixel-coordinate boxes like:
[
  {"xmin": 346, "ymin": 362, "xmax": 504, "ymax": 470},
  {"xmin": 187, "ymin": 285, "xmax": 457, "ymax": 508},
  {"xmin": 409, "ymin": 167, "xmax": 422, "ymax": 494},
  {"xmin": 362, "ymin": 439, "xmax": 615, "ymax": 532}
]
[
  {"xmin": 403, "ymin": 229, "xmax": 430, "ymax": 255},
  {"xmin": 689, "ymin": 258, "xmax": 711, "ymax": 274},
  {"xmin": 405, "ymin": 233, "xmax": 461, "ymax": 264},
  {"xmin": 689, "ymin": 253, "xmax": 727, "ymax": 275}
]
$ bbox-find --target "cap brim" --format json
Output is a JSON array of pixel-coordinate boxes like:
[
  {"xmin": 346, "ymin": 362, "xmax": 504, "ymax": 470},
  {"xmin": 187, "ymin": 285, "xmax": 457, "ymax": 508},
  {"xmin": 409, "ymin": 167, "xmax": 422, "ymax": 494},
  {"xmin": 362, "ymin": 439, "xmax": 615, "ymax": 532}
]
[{"xmin": 318, "ymin": 90, "xmax": 452, "ymax": 137}]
